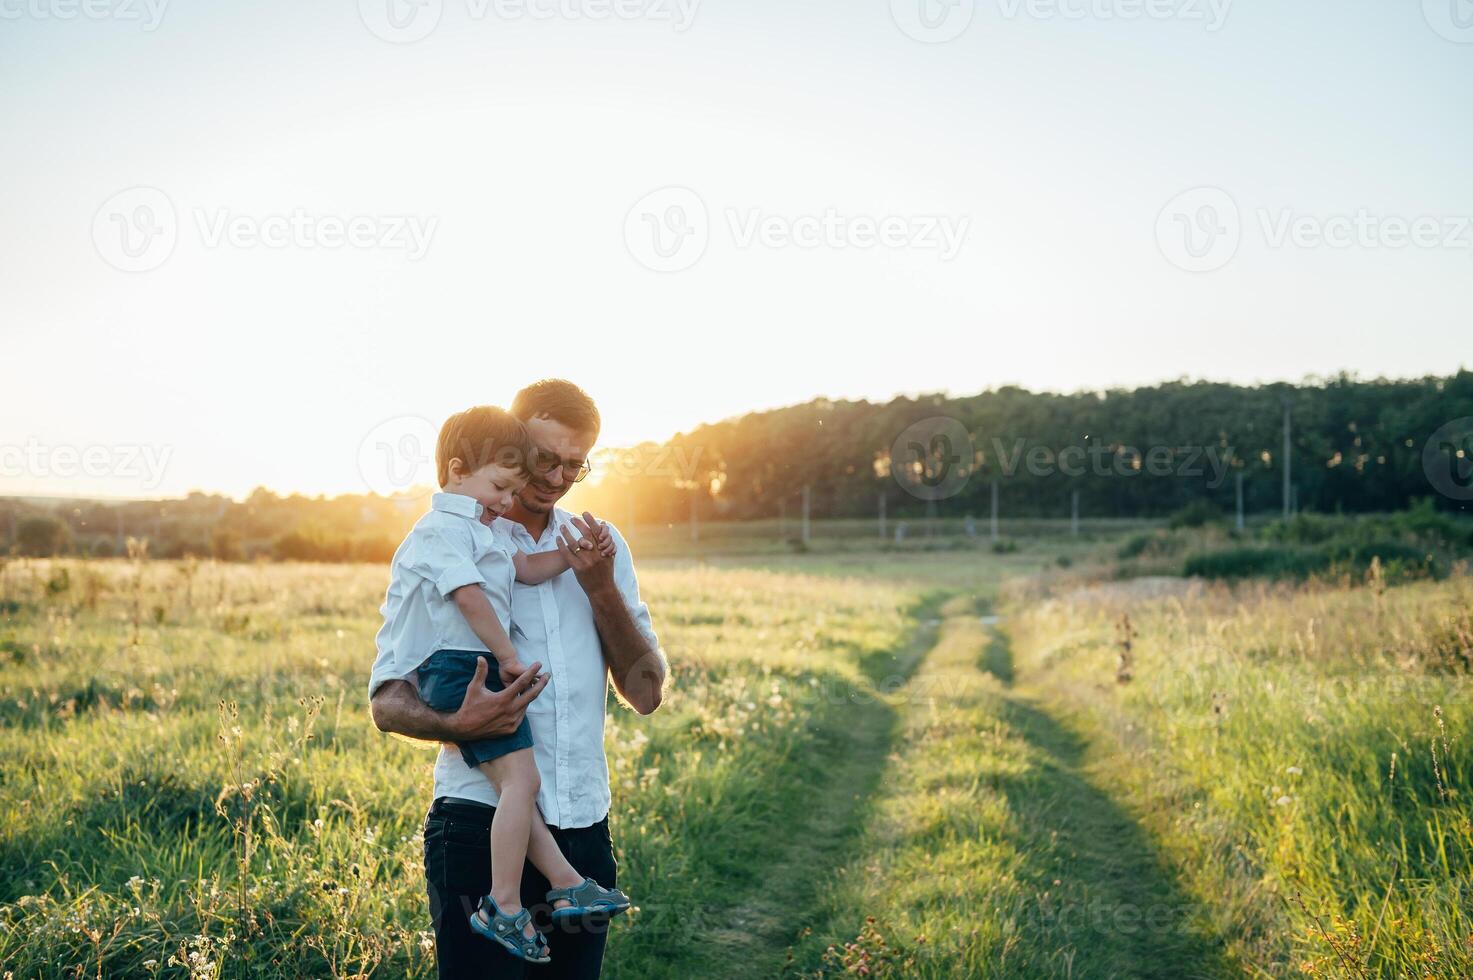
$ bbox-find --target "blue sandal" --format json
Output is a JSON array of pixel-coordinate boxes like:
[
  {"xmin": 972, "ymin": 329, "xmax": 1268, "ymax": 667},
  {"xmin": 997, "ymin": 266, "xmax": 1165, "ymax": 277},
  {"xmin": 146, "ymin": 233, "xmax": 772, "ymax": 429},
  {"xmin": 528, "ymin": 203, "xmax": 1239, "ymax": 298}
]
[
  {"xmin": 546, "ymin": 877, "xmax": 632, "ymax": 923},
  {"xmin": 469, "ymin": 894, "xmax": 550, "ymax": 963}
]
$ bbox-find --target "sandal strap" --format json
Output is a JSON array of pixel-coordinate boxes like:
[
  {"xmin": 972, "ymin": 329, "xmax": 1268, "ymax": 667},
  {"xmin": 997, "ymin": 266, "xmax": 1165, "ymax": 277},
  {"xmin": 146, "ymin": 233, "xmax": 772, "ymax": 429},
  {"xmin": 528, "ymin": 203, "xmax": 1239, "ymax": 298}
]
[
  {"xmin": 546, "ymin": 877, "xmax": 628, "ymax": 908},
  {"xmin": 478, "ymin": 898, "xmax": 545, "ymax": 957}
]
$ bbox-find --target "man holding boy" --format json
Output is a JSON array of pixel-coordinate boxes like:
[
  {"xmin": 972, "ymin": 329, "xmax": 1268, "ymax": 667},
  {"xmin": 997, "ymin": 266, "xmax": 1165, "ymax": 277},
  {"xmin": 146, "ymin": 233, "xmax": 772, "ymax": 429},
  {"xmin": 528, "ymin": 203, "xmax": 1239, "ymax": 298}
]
[{"xmin": 370, "ymin": 379, "xmax": 666, "ymax": 979}]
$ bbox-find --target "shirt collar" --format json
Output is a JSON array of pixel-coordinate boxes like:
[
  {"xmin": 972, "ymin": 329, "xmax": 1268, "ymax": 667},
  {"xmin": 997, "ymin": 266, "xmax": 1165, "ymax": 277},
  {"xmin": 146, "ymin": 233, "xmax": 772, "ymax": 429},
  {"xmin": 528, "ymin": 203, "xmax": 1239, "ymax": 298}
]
[
  {"xmin": 430, "ymin": 492, "xmax": 484, "ymax": 522},
  {"xmin": 502, "ymin": 506, "xmax": 571, "ymax": 546}
]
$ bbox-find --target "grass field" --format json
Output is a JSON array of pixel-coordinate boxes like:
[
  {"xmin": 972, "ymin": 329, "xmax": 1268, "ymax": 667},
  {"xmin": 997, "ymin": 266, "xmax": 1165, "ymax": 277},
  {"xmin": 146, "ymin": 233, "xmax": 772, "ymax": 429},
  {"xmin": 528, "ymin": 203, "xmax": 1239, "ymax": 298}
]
[{"xmin": 0, "ymin": 526, "xmax": 1469, "ymax": 978}]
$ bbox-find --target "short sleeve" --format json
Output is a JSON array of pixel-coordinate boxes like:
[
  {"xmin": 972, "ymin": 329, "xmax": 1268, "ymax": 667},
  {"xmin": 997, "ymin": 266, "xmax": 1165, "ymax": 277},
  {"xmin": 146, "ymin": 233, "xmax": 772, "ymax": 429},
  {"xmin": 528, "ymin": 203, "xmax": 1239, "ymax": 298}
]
[{"xmin": 406, "ymin": 524, "xmax": 485, "ymax": 598}]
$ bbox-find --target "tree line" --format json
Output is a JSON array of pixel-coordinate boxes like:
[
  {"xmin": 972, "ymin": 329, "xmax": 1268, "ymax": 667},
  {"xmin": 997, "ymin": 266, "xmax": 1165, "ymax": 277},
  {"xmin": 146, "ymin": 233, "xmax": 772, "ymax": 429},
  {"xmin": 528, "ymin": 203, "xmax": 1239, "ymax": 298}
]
[{"xmin": 4, "ymin": 373, "xmax": 1470, "ymax": 559}]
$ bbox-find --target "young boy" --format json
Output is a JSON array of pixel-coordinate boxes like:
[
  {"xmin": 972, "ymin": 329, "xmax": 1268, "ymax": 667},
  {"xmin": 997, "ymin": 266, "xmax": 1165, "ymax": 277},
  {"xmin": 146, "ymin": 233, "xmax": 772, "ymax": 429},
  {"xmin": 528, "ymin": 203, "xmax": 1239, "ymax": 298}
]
[{"xmin": 376, "ymin": 406, "xmax": 631, "ymax": 964}]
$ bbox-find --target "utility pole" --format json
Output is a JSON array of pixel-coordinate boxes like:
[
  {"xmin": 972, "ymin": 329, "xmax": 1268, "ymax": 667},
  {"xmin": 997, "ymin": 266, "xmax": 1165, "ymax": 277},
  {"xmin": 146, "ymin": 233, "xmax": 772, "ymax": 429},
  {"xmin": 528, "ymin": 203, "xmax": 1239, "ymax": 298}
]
[
  {"xmin": 779, "ymin": 498, "xmax": 787, "ymax": 538},
  {"xmin": 1235, "ymin": 471, "xmax": 1245, "ymax": 532},
  {"xmin": 878, "ymin": 492, "xmax": 887, "ymax": 540},
  {"xmin": 690, "ymin": 489, "xmax": 699, "ymax": 542},
  {"xmin": 801, "ymin": 484, "xmax": 811, "ymax": 544},
  {"xmin": 925, "ymin": 498, "xmax": 937, "ymax": 538},
  {"xmin": 1070, "ymin": 490, "xmax": 1080, "ymax": 537},
  {"xmin": 990, "ymin": 476, "xmax": 1000, "ymax": 543},
  {"xmin": 1282, "ymin": 397, "xmax": 1293, "ymax": 520}
]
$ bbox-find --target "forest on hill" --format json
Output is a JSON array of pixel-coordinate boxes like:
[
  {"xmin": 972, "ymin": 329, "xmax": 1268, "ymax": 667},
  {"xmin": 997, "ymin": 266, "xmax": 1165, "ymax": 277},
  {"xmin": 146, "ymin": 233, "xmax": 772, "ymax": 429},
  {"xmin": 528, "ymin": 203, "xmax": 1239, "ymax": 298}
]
[
  {"xmin": 3, "ymin": 373, "xmax": 1471, "ymax": 559},
  {"xmin": 579, "ymin": 372, "xmax": 1473, "ymax": 525}
]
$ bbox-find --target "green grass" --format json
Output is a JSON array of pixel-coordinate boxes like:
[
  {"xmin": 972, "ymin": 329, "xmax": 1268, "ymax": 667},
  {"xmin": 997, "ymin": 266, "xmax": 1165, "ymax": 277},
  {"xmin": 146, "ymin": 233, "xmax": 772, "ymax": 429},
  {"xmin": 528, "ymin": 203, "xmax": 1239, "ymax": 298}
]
[
  {"xmin": 1007, "ymin": 575, "xmax": 1473, "ymax": 977},
  {"xmin": 1, "ymin": 536, "xmax": 1469, "ymax": 979}
]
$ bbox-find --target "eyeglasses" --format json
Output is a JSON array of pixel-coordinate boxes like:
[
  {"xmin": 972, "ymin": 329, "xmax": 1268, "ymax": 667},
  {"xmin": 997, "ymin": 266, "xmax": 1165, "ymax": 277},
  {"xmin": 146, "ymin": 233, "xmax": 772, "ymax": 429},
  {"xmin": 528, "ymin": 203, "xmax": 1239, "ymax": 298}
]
[{"xmin": 532, "ymin": 450, "xmax": 592, "ymax": 483}]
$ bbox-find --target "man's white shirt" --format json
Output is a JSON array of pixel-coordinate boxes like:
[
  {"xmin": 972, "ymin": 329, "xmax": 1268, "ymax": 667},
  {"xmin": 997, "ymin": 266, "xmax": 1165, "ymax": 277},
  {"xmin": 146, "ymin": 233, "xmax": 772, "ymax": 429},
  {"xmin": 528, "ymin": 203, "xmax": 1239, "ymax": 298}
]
[{"xmin": 370, "ymin": 505, "xmax": 658, "ymax": 830}]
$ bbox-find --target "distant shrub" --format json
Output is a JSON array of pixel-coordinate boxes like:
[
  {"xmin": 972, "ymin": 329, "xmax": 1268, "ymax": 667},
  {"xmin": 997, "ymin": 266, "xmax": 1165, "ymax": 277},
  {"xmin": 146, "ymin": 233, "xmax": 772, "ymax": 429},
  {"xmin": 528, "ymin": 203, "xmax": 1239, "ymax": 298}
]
[
  {"xmin": 1185, "ymin": 541, "xmax": 1435, "ymax": 582},
  {"xmin": 1184, "ymin": 547, "xmax": 1316, "ymax": 580},
  {"xmin": 990, "ymin": 539, "xmax": 1019, "ymax": 554},
  {"xmin": 1260, "ymin": 513, "xmax": 1340, "ymax": 545},
  {"xmin": 1167, "ymin": 500, "xmax": 1223, "ymax": 530},
  {"xmin": 1118, "ymin": 531, "xmax": 1186, "ymax": 561},
  {"xmin": 15, "ymin": 516, "xmax": 71, "ymax": 557}
]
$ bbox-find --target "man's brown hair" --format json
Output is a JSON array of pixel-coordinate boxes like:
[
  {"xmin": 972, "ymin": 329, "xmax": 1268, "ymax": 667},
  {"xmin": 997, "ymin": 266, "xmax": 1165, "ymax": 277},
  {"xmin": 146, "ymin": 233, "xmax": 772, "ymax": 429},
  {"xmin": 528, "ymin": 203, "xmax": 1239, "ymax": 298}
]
[
  {"xmin": 435, "ymin": 406, "xmax": 535, "ymax": 488},
  {"xmin": 510, "ymin": 379, "xmax": 601, "ymax": 439}
]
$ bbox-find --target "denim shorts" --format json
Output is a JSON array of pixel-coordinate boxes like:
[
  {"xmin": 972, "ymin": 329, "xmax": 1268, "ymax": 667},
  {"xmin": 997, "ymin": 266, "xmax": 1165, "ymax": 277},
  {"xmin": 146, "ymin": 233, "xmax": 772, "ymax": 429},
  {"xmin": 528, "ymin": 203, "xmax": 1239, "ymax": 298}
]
[{"xmin": 417, "ymin": 649, "xmax": 534, "ymax": 768}]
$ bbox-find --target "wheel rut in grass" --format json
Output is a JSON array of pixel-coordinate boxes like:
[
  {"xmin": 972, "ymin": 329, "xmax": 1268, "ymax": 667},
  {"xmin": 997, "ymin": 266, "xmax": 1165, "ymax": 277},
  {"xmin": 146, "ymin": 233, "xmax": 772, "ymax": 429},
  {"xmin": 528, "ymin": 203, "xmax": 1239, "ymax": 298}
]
[{"xmin": 611, "ymin": 598, "xmax": 944, "ymax": 980}]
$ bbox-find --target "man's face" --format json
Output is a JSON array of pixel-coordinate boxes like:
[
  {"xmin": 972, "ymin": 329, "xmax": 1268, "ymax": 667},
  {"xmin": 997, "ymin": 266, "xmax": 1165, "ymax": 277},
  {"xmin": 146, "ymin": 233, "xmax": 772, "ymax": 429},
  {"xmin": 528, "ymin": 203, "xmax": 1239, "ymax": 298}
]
[{"xmin": 516, "ymin": 415, "xmax": 596, "ymax": 515}]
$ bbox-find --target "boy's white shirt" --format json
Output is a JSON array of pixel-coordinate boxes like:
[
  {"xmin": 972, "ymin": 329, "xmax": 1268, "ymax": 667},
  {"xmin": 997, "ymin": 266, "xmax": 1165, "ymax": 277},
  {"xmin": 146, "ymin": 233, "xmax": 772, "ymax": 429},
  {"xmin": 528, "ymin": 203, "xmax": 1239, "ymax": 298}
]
[
  {"xmin": 370, "ymin": 503, "xmax": 659, "ymax": 830},
  {"xmin": 372, "ymin": 491, "xmax": 517, "ymax": 682}
]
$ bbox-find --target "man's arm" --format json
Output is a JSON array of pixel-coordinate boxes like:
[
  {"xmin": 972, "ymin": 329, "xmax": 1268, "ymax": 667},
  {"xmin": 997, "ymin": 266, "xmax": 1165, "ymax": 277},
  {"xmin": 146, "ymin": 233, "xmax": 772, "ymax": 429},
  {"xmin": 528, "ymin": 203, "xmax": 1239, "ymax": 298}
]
[
  {"xmin": 369, "ymin": 657, "xmax": 550, "ymax": 741},
  {"xmin": 589, "ymin": 587, "xmax": 666, "ymax": 716},
  {"xmin": 557, "ymin": 514, "xmax": 666, "ymax": 716}
]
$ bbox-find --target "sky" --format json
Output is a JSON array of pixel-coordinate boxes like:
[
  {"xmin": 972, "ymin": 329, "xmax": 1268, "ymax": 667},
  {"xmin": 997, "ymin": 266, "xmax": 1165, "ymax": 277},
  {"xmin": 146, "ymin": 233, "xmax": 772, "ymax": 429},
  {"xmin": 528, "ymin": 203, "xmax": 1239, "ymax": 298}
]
[{"xmin": 2, "ymin": 0, "xmax": 1471, "ymax": 499}]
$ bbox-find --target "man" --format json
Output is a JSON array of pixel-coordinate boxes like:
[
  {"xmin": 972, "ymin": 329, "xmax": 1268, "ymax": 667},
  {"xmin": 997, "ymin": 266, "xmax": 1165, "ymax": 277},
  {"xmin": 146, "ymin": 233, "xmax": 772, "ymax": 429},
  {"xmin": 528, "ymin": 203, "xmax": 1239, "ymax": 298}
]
[{"xmin": 370, "ymin": 379, "xmax": 667, "ymax": 979}]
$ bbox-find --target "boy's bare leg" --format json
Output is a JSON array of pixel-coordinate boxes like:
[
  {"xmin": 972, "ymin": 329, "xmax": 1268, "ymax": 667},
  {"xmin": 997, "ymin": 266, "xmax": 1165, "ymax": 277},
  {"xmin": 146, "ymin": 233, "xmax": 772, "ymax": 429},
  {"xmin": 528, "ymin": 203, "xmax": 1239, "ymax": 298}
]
[
  {"xmin": 479, "ymin": 749, "xmax": 542, "ymax": 940},
  {"xmin": 478, "ymin": 750, "xmax": 585, "ymax": 932},
  {"xmin": 526, "ymin": 814, "xmax": 585, "ymax": 910}
]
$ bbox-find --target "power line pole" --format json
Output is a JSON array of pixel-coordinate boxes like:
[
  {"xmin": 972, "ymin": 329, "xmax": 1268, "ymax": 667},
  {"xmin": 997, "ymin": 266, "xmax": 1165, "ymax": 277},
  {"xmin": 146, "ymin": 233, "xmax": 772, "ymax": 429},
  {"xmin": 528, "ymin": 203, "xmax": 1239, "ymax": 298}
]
[
  {"xmin": 990, "ymin": 476, "xmax": 999, "ymax": 543},
  {"xmin": 690, "ymin": 489, "xmax": 699, "ymax": 542},
  {"xmin": 1235, "ymin": 470, "xmax": 1245, "ymax": 532},
  {"xmin": 1070, "ymin": 489, "xmax": 1080, "ymax": 537},
  {"xmin": 877, "ymin": 492, "xmax": 887, "ymax": 540},
  {"xmin": 801, "ymin": 484, "xmax": 811, "ymax": 544},
  {"xmin": 1282, "ymin": 397, "xmax": 1293, "ymax": 519}
]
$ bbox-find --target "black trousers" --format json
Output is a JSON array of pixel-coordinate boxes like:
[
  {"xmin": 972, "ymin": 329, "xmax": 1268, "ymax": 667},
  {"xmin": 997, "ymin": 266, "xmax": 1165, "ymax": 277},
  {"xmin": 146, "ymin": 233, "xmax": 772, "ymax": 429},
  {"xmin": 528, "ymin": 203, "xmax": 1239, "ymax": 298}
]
[{"xmin": 423, "ymin": 797, "xmax": 618, "ymax": 980}]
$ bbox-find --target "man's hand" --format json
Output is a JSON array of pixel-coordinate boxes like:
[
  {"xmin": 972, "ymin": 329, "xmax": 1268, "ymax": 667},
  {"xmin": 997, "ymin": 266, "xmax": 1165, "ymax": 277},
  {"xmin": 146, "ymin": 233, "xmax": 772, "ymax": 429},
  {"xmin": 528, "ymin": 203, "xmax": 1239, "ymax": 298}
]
[
  {"xmin": 454, "ymin": 657, "xmax": 548, "ymax": 739},
  {"xmin": 369, "ymin": 658, "xmax": 550, "ymax": 743},
  {"xmin": 556, "ymin": 511, "xmax": 617, "ymax": 597}
]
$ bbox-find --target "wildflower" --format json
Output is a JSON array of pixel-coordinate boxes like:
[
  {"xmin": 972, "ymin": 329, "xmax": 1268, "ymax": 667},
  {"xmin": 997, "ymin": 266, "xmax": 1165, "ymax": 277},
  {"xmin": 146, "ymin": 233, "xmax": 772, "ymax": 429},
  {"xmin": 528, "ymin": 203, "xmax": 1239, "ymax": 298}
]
[
  {"xmin": 1274, "ymin": 795, "xmax": 1292, "ymax": 807},
  {"xmin": 1286, "ymin": 766, "xmax": 1302, "ymax": 775}
]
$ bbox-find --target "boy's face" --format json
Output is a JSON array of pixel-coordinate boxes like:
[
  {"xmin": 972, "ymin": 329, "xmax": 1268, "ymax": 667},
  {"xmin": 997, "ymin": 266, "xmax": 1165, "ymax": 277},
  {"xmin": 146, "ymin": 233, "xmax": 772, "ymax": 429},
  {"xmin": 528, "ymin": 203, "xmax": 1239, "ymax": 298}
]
[{"xmin": 451, "ymin": 461, "xmax": 529, "ymax": 520}]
